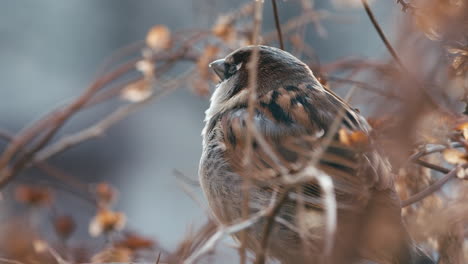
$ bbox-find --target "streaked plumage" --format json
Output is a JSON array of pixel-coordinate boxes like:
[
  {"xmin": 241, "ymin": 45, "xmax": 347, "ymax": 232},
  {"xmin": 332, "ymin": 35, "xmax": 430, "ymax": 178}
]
[{"xmin": 199, "ymin": 46, "xmax": 433, "ymax": 264}]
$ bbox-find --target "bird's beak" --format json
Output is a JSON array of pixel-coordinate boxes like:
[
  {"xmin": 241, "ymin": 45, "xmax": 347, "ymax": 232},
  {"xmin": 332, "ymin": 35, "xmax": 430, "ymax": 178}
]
[{"xmin": 209, "ymin": 59, "xmax": 225, "ymax": 80}]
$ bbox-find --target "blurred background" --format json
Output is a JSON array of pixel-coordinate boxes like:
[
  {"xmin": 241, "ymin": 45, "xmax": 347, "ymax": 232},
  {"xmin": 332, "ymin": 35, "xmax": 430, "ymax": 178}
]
[{"xmin": 0, "ymin": 0, "xmax": 402, "ymax": 261}]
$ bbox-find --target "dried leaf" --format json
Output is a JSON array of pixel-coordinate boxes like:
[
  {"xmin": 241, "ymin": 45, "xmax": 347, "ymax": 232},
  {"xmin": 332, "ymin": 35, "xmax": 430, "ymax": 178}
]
[
  {"xmin": 33, "ymin": 240, "xmax": 48, "ymax": 253},
  {"xmin": 116, "ymin": 233, "xmax": 154, "ymax": 250},
  {"xmin": 197, "ymin": 44, "xmax": 219, "ymax": 80},
  {"xmin": 136, "ymin": 59, "xmax": 155, "ymax": 78},
  {"xmin": 443, "ymin": 148, "xmax": 468, "ymax": 164},
  {"xmin": 121, "ymin": 79, "xmax": 153, "ymax": 102},
  {"xmin": 455, "ymin": 122, "xmax": 468, "ymax": 139},
  {"xmin": 146, "ymin": 25, "xmax": 171, "ymax": 51},
  {"xmin": 53, "ymin": 215, "xmax": 76, "ymax": 240},
  {"xmin": 414, "ymin": 0, "xmax": 468, "ymax": 42},
  {"xmin": 448, "ymin": 47, "xmax": 468, "ymax": 56},
  {"xmin": 338, "ymin": 128, "xmax": 369, "ymax": 148},
  {"xmin": 349, "ymin": 130, "xmax": 369, "ymax": 145},
  {"xmin": 212, "ymin": 16, "xmax": 236, "ymax": 43},
  {"xmin": 14, "ymin": 185, "xmax": 53, "ymax": 207},
  {"xmin": 94, "ymin": 182, "xmax": 118, "ymax": 206},
  {"xmin": 456, "ymin": 167, "xmax": 468, "ymax": 179},
  {"xmin": 91, "ymin": 246, "xmax": 132, "ymax": 263},
  {"xmin": 89, "ymin": 209, "xmax": 126, "ymax": 237},
  {"xmin": 338, "ymin": 128, "xmax": 351, "ymax": 145}
]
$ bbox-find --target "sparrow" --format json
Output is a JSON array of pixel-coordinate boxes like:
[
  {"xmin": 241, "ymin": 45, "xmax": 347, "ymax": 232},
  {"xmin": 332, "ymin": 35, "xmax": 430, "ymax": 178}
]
[{"xmin": 199, "ymin": 45, "xmax": 434, "ymax": 264}]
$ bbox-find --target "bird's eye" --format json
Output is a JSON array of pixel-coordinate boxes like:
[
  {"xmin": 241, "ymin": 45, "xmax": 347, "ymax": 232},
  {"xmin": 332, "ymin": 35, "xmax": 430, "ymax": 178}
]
[{"xmin": 224, "ymin": 63, "xmax": 239, "ymax": 79}]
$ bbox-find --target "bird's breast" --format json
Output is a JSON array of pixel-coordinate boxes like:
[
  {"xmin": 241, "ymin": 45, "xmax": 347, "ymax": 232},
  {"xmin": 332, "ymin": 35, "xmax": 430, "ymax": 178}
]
[{"xmin": 199, "ymin": 124, "xmax": 244, "ymax": 223}]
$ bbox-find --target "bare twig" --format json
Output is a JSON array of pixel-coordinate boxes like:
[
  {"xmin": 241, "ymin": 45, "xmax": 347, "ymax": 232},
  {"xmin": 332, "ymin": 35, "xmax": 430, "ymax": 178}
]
[
  {"xmin": 0, "ymin": 36, "xmax": 201, "ymax": 189},
  {"xmin": 401, "ymin": 164, "xmax": 467, "ymax": 207},
  {"xmin": 271, "ymin": 0, "xmax": 284, "ymax": 50},
  {"xmin": 174, "ymin": 170, "xmax": 211, "ymax": 217},
  {"xmin": 310, "ymin": 85, "xmax": 357, "ymax": 168},
  {"xmin": 155, "ymin": 252, "xmax": 161, "ymax": 264},
  {"xmin": 360, "ymin": 0, "xmax": 404, "ymax": 68},
  {"xmin": 280, "ymin": 165, "xmax": 337, "ymax": 256},
  {"xmin": 240, "ymin": 1, "xmax": 264, "ymax": 263},
  {"xmin": 183, "ymin": 201, "xmax": 274, "ymax": 264},
  {"xmin": 414, "ymin": 159, "xmax": 451, "ymax": 174},
  {"xmin": 0, "ymin": 129, "xmax": 96, "ymax": 206},
  {"xmin": 0, "ymin": 258, "xmax": 26, "ymax": 264},
  {"xmin": 254, "ymin": 188, "xmax": 290, "ymax": 264},
  {"xmin": 263, "ymin": 10, "xmax": 332, "ymax": 43},
  {"xmin": 360, "ymin": 0, "xmax": 443, "ymax": 112},
  {"xmin": 35, "ymin": 70, "xmax": 193, "ymax": 163},
  {"xmin": 396, "ymin": 0, "xmax": 415, "ymax": 12},
  {"xmin": 409, "ymin": 143, "xmax": 464, "ymax": 162},
  {"xmin": 326, "ymin": 76, "xmax": 403, "ymax": 100}
]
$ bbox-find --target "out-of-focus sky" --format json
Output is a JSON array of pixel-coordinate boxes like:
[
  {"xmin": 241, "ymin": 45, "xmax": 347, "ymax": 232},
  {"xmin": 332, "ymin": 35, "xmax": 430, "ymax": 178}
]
[{"xmin": 0, "ymin": 0, "xmax": 398, "ymax": 253}]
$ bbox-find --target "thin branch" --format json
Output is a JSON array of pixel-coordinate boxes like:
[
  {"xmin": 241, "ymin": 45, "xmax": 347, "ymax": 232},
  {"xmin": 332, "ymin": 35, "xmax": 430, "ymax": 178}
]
[
  {"xmin": 0, "ymin": 37, "xmax": 201, "ymax": 189},
  {"xmin": 396, "ymin": 0, "xmax": 415, "ymax": 12},
  {"xmin": 280, "ymin": 165, "xmax": 337, "ymax": 256},
  {"xmin": 360, "ymin": 0, "xmax": 404, "ymax": 68},
  {"xmin": 263, "ymin": 10, "xmax": 332, "ymax": 43},
  {"xmin": 326, "ymin": 76, "xmax": 403, "ymax": 100},
  {"xmin": 0, "ymin": 129, "xmax": 96, "ymax": 206},
  {"xmin": 174, "ymin": 170, "xmax": 211, "ymax": 217},
  {"xmin": 310, "ymin": 85, "xmax": 357, "ymax": 168},
  {"xmin": 240, "ymin": 1, "xmax": 264, "ymax": 263},
  {"xmin": 255, "ymin": 188, "xmax": 290, "ymax": 264},
  {"xmin": 271, "ymin": 0, "xmax": 284, "ymax": 50},
  {"xmin": 35, "ymin": 70, "xmax": 192, "ymax": 164},
  {"xmin": 183, "ymin": 202, "xmax": 274, "ymax": 264},
  {"xmin": 0, "ymin": 258, "xmax": 26, "ymax": 264},
  {"xmin": 401, "ymin": 164, "xmax": 467, "ymax": 207},
  {"xmin": 248, "ymin": 125, "xmax": 288, "ymax": 175},
  {"xmin": 414, "ymin": 159, "xmax": 451, "ymax": 174},
  {"xmin": 409, "ymin": 143, "xmax": 464, "ymax": 162},
  {"xmin": 155, "ymin": 252, "xmax": 161, "ymax": 264},
  {"xmin": 360, "ymin": 0, "xmax": 442, "ymax": 111},
  {"xmin": 35, "ymin": 100, "xmax": 152, "ymax": 162}
]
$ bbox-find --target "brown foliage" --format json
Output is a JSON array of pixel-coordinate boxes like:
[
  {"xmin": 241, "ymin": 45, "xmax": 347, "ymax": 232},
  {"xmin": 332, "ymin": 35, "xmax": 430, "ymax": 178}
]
[{"xmin": 0, "ymin": 0, "xmax": 467, "ymax": 263}]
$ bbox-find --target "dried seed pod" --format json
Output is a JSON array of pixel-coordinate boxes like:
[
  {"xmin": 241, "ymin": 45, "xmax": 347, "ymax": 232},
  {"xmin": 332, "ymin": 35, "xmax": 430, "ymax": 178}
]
[
  {"xmin": 146, "ymin": 25, "xmax": 171, "ymax": 51},
  {"xmin": 89, "ymin": 209, "xmax": 126, "ymax": 237},
  {"xmin": 53, "ymin": 215, "xmax": 76, "ymax": 240},
  {"xmin": 14, "ymin": 185, "xmax": 53, "ymax": 207},
  {"xmin": 121, "ymin": 79, "xmax": 153, "ymax": 103}
]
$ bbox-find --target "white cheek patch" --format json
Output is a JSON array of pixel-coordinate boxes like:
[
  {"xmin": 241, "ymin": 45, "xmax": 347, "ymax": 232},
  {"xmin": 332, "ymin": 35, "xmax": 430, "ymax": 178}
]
[
  {"xmin": 204, "ymin": 82, "xmax": 248, "ymax": 123},
  {"xmin": 236, "ymin": 62, "xmax": 243, "ymax": 71},
  {"xmin": 314, "ymin": 129, "xmax": 325, "ymax": 138}
]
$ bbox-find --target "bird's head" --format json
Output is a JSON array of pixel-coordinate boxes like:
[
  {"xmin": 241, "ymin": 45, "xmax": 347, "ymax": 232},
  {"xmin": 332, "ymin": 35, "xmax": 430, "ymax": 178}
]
[{"xmin": 206, "ymin": 45, "xmax": 320, "ymax": 120}]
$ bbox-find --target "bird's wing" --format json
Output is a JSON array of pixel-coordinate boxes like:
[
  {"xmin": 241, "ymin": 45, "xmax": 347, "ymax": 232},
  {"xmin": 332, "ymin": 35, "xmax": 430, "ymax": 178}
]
[{"xmin": 219, "ymin": 82, "xmax": 392, "ymax": 210}]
